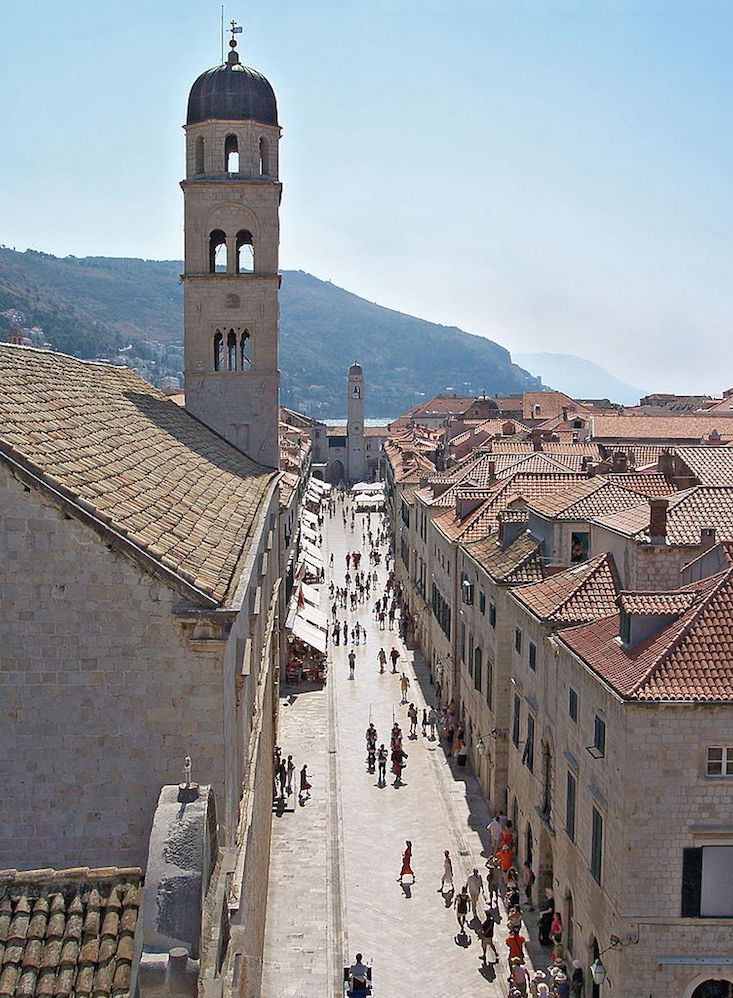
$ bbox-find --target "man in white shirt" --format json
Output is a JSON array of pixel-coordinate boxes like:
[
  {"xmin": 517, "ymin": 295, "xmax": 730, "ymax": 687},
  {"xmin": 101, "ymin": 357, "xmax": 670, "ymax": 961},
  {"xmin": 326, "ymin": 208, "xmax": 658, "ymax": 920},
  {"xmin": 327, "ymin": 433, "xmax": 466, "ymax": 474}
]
[
  {"xmin": 487, "ymin": 813, "xmax": 503, "ymax": 852},
  {"xmin": 467, "ymin": 867, "xmax": 484, "ymax": 915}
]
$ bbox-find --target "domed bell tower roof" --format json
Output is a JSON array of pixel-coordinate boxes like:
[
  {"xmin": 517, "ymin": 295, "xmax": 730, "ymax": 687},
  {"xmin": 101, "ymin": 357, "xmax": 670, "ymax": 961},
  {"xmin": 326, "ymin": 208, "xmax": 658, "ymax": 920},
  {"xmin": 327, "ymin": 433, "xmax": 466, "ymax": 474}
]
[{"xmin": 187, "ymin": 38, "xmax": 278, "ymax": 127}]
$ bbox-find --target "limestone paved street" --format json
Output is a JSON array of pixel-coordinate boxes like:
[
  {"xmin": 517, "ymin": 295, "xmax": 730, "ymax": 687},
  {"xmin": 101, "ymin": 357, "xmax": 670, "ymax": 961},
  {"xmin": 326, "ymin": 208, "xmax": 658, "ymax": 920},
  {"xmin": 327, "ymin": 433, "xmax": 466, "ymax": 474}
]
[{"xmin": 261, "ymin": 497, "xmax": 544, "ymax": 997}]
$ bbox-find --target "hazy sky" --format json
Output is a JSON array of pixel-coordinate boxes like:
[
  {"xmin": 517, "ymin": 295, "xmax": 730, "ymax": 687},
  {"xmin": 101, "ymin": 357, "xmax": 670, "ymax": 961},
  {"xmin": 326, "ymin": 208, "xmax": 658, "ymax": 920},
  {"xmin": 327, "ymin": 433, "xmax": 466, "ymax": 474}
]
[{"xmin": 2, "ymin": 1, "xmax": 732, "ymax": 394}]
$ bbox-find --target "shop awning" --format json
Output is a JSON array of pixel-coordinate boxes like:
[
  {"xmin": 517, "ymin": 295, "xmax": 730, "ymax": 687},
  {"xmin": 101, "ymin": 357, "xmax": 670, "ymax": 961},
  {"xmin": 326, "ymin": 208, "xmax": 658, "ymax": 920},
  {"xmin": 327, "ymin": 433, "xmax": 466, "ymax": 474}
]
[
  {"xmin": 289, "ymin": 614, "xmax": 327, "ymax": 654},
  {"xmin": 296, "ymin": 553, "xmax": 322, "ymax": 579}
]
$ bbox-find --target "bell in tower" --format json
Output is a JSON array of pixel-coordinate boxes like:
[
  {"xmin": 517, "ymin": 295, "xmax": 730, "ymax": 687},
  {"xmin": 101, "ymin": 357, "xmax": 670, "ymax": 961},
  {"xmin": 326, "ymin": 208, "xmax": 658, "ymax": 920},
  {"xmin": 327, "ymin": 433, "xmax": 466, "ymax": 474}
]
[{"xmin": 181, "ymin": 28, "xmax": 281, "ymax": 466}]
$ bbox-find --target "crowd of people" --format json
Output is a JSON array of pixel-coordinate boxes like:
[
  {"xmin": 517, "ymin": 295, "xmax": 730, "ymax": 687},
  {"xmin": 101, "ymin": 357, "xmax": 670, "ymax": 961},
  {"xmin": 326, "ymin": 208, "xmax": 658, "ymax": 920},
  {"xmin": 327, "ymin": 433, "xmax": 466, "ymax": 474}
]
[{"xmin": 280, "ymin": 484, "xmax": 587, "ymax": 995}]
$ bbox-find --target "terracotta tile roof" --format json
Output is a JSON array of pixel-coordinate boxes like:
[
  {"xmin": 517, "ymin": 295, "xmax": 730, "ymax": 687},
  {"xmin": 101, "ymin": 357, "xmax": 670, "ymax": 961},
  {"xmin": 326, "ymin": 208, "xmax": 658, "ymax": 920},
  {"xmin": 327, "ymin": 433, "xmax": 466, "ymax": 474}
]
[
  {"xmin": 559, "ymin": 571, "xmax": 733, "ymax": 701},
  {"xmin": 527, "ymin": 479, "xmax": 652, "ymax": 520},
  {"xmin": 521, "ymin": 392, "xmax": 590, "ymax": 420},
  {"xmin": 602, "ymin": 472, "xmax": 675, "ymax": 497},
  {"xmin": 0, "ymin": 867, "xmax": 142, "ymax": 997},
  {"xmin": 433, "ymin": 472, "xmax": 587, "ymax": 542},
  {"xmin": 512, "ymin": 552, "xmax": 621, "ymax": 626},
  {"xmin": 465, "ymin": 531, "xmax": 543, "ymax": 584},
  {"xmin": 0, "ymin": 347, "xmax": 276, "ymax": 606},
  {"xmin": 673, "ymin": 446, "xmax": 733, "ymax": 485},
  {"xmin": 408, "ymin": 396, "xmax": 476, "ymax": 418},
  {"xmin": 490, "ymin": 441, "xmax": 600, "ymax": 457},
  {"xmin": 618, "ymin": 591, "xmax": 698, "ymax": 615},
  {"xmin": 590, "ymin": 413, "xmax": 733, "ymax": 443},
  {"xmin": 593, "ymin": 486, "xmax": 733, "ymax": 545},
  {"xmin": 364, "ymin": 426, "xmax": 388, "ymax": 437}
]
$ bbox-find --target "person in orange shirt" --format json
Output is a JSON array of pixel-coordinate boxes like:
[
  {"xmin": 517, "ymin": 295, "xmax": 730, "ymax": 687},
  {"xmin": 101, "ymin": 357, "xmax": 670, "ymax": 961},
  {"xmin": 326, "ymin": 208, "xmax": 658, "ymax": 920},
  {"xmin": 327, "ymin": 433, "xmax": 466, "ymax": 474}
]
[
  {"xmin": 497, "ymin": 843, "xmax": 515, "ymax": 884},
  {"xmin": 505, "ymin": 927, "xmax": 527, "ymax": 964}
]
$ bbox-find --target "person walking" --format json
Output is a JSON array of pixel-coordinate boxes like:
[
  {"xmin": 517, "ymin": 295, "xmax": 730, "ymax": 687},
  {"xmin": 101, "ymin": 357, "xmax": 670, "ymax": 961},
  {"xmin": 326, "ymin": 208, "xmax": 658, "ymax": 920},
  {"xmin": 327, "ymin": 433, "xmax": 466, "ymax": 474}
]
[
  {"xmin": 454, "ymin": 885, "xmax": 470, "ymax": 933},
  {"xmin": 505, "ymin": 927, "xmax": 527, "ymax": 964},
  {"xmin": 391, "ymin": 743, "xmax": 408, "ymax": 786},
  {"xmin": 298, "ymin": 764, "xmax": 311, "ymax": 804},
  {"xmin": 286, "ymin": 755, "xmax": 295, "ymax": 795},
  {"xmin": 440, "ymin": 850, "xmax": 454, "ymax": 893},
  {"xmin": 348, "ymin": 648, "xmax": 356, "ymax": 679},
  {"xmin": 399, "ymin": 672, "xmax": 410, "ymax": 701},
  {"xmin": 487, "ymin": 813, "xmax": 503, "ymax": 853},
  {"xmin": 390, "ymin": 647, "xmax": 400, "ymax": 673},
  {"xmin": 523, "ymin": 859, "xmax": 536, "ymax": 910},
  {"xmin": 398, "ymin": 840, "xmax": 415, "ymax": 884},
  {"xmin": 377, "ymin": 647, "xmax": 387, "ymax": 673},
  {"xmin": 276, "ymin": 759, "xmax": 287, "ymax": 798},
  {"xmin": 377, "ymin": 744, "xmax": 388, "ymax": 783},
  {"xmin": 478, "ymin": 912, "xmax": 498, "ymax": 963},
  {"xmin": 407, "ymin": 702, "xmax": 418, "ymax": 737},
  {"xmin": 428, "ymin": 706, "xmax": 438, "ymax": 740},
  {"xmin": 467, "ymin": 868, "xmax": 484, "ymax": 916}
]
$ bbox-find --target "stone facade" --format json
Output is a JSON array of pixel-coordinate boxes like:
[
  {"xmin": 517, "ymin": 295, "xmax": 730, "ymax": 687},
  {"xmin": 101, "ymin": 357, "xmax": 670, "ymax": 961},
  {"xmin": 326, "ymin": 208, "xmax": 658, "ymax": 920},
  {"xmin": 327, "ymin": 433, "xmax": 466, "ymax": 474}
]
[{"xmin": 0, "ymin": 468, "xmax": 280, "ymax": 872}]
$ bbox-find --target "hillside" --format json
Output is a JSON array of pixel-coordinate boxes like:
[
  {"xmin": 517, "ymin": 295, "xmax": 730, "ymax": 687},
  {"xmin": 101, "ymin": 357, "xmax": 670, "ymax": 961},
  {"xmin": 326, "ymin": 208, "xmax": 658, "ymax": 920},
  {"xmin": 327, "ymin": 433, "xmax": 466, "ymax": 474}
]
[
  {"xmin": 0, "ymin": 248, "xmax": 543, "ymax": 416},
  {"xmin": 513, "ymin": 352, "xmax": 645, "ymax": 407}
]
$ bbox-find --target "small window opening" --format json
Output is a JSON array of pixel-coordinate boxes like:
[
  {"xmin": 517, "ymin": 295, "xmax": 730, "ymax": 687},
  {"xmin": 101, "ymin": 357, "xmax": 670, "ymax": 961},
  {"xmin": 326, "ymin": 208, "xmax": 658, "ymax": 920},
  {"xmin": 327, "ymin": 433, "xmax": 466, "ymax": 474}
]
[
  {"xmin": 209, "ymin": 230, "xmax": 227, "ymax": 273},
  {"xmin": 236, "ymin": 230, "xmax": 254, "ymax": 273},
  {"xmin": 213, "ymin": 330, "xmax": 224, "ymax": 370},
  {"xmin": 353, "ymin": 385, "xmax": 361, "ymax": 399},
  {"xmin": 259, "ymin": 136, "xmax": 269, "ymax": 176},
  {"xmin": 195, "ymin": 135, "xmax": 205, "ymax": 175},
  {"xmin": 227, "ymin": 329, "xmax": 237, "ymax": 371},
  {"xmin": 225, "ymin": 134, "xmax": 239, "ymax": 173},
  {"xmin": 240, "ymin": 329, "xmax": 251, "ymax": 369}
]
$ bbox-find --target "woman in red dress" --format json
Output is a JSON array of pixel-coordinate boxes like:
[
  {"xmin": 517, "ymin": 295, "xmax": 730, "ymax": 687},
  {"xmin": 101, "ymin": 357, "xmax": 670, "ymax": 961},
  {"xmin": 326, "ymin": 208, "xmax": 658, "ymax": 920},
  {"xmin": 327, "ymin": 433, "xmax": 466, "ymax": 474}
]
[
  {"xmin": 399, "ymin": 840, "xmax": 415, "ymax": 883},
  {"xmin": 299, "ymin": 764, "xmax": 312, "ymax": 804}
]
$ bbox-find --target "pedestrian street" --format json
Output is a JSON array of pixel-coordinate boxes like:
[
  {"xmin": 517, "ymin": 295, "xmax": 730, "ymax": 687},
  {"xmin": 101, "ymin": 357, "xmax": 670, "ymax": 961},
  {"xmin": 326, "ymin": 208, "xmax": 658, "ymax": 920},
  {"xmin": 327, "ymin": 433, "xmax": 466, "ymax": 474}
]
[{"xmin": 261, "ymin": 492, "xmax": 544, "ymax": 997}]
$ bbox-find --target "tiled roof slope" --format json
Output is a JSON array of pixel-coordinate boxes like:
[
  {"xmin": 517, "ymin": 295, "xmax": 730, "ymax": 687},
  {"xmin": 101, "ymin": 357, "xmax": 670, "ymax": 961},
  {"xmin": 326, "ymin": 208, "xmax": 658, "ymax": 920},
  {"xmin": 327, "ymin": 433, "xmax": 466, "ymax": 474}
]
[
  {"xmin": 528, "ymin": 478, "xmax": 673, "ymax": 521},
  {"xmin": 0, "ymin": 867, "xmax": 142, "ymax": 998},
  {"xmin": 602, "ymin": 473, "xmax": 674, "ymax": 497},
  {"xmin": 560, "ymin": 571, "xmax": 733, "ymax": 701},
  {"xmin": 0, "ymin": 346, "xmax": 276, "ymax": 606},
  {"xmin": 512, "ymin": 552, "xmax": 620, "ymax": 626},
  {"xmin": 590, "ymin": 414, "xmax": 733, "ymax": 442},
  {"xmin": 433, "ymin": 472, "xmax": 586, "ymax": 542},
  {"xmin": 465, "ymin": 532, "xmax": 543, "ymax": 584},
  {"xmin": 593, "ymin": 486, "xmax": 733, "ymax": 545},
  {"xmin": 673, "ymin": 446, "xmax": 733, "ymax": 485}
]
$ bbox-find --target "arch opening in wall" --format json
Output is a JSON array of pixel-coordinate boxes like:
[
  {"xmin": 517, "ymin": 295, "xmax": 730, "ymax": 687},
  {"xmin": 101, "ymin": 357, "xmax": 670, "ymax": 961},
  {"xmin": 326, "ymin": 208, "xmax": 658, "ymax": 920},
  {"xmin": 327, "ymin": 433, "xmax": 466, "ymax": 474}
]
[
  {"xmin": 225, "ymin": 134, "xmax": 239, "ymax": 173},
  {"xmin": 195, "ymin": 135, "xmax": 205, "ymax": 175},
  {"xmin": 688, "ymin": 980, "xmax": 733, "ymax": 998},
  {"xmin": 239, "ymin": 328, "xmax": 251, "ymax": 370},
  {"xmin": 213, "ymin": 330, "xmax": 224, "ymax": 371},
  {"xmin": 236, "ymin": 229, "xmax": 254, "ymax": 273},
  {"xmin": 259, "ymin": 136, "xmax": 269, "ymax": 176},
  {"xmin": 209, "ymin": 230, "xmax": 227, "ymax": 273},
  {"xmin": 226, "ymin": 329, "xmax": 237, "ymax": 371}
]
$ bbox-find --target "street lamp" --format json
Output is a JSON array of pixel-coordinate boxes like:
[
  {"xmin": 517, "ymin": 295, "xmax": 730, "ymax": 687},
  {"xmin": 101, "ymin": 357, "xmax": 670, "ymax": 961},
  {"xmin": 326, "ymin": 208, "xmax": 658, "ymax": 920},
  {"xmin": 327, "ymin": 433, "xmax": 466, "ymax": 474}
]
[
  {"xmin": 590, "ymin": 937, "xmax": 622, "ymax": 985},
  {"xmin": 476, "ymin": 736, "xmax": 486, "ymax": 756}
]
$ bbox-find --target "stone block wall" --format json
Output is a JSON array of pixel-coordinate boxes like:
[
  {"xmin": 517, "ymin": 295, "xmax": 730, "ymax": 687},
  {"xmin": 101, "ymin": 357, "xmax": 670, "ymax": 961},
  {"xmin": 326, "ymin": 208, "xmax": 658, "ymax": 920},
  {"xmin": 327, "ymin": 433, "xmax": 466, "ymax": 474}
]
[{"xmin": 0, "ymin": 472, "xmax": 227, "ymax": 870}]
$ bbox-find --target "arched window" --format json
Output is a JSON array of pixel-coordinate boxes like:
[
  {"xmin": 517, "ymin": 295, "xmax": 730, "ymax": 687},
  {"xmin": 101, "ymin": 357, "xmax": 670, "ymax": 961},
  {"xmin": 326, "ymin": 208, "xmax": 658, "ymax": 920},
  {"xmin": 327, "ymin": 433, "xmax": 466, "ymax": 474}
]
[
  {"xmin": 213, "ymin": 330, "xmax": 224, "ymax": 370},
  {"xmin": 259, "ymin": 136, "xmax": 269, "ymax": 176},
  {"xmin": 225, "ymin": 134, "xmax": 239, "ymax": 173},
  {"xmin": 227, "ymin": 329, "xmax": 237, "ymax": 371},
  {"xmin": 209, "ymin": 230, "xmax": 227, "ymax": 273},
  {"xmin": 239, "ymin": 329, "xmax": 251, "ymax": 369},
  {"xmin": 564, "ymin": 890, "xmax": 574, "ymax": 954},
  {"xmin": 542, "ymin": 741, "xmax": 553, "ymax": 822},
  {"xmin": 236, "ymin": 230, "xmax": 254, "ymax": 273},
  {"xmin": 352, "ymin": 385, "xmax": 361, "ymax": 399},
  {"xmin": 195, "ymin": 135, "xmax": 205, "ymax": 175}
]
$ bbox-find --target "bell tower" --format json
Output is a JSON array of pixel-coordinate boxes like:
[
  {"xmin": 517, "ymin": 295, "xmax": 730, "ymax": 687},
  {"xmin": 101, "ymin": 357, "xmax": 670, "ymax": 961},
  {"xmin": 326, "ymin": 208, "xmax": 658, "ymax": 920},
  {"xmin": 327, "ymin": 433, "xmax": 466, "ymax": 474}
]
[
  {"xmin": 182, "ymin": 30, "xmax": 281, "ymax": 467},
  {"xmin": 347, "ymin": 363, "xmax": 366, "ymax": 483}
]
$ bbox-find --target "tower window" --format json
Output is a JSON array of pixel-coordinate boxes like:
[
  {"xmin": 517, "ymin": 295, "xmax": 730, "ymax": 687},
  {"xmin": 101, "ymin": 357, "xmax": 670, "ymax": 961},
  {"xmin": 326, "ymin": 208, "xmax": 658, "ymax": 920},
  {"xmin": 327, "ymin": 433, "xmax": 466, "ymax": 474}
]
[
  {"xmin": 227, "ymin": 329, "xmax": 237, "ymax": 370},
  {"xmin": 259, "ymin": 136, "xmax": 269, "ymax": 176},
  {"xmin": 195, "ymin": 135, "xmax": 205, "ymax": 175},
  {"xmin": 353, "ymin": 385, "xmax": 361, "ymax": 399},
  {"xmin": 213, "ymin": 330, "xmax": 224, "ymax": 370},
  {"xmin": 239, "ymin": 329, "xmax": 251, "ymax": 369},
  {"xmin": 236, "ymin": 230, "xmax": 254, "ymax": 273},
  {"xmin": 225, "ymin": 134, "xmax": 239, "ymax": 173},
  {"xmin": 209, "ymin": 230, "xmax": 227, "ymax": 273}
]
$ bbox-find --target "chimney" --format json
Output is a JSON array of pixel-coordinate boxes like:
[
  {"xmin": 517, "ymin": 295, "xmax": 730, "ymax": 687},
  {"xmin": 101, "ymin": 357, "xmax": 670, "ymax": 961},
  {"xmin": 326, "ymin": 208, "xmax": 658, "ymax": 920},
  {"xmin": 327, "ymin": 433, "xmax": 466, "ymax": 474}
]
[
  {"xmin": 612, "ymin": 451, "xmax": 628, "ymax": 473},
  {"xmin": 456, "ymin": 490, "xmax": 484, "ymax": 521},
  {"xmin": 531, "ymin": 429, "xmax": 543, "ymax": 452},
  {"xmin": 562, "ymin": 406, "xmax": 568, "ymax": 422},
  {"xmin": 657, "ymin": 449, "xmax": 674, "ymax": 477},
  {"xmin": 502, "ymin": 421, "xmax": 515, "ymax": 436},
  {"xmin": 649, "ymin": 498, "xmax": 669, "ymax": 544},
  {"xmin": 700, "ymin": 526, "xmax": 717, "ymax": 551},
  {"xmin": 487, "ymin": 460, "xmax": 496, "ymax": 484}
]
